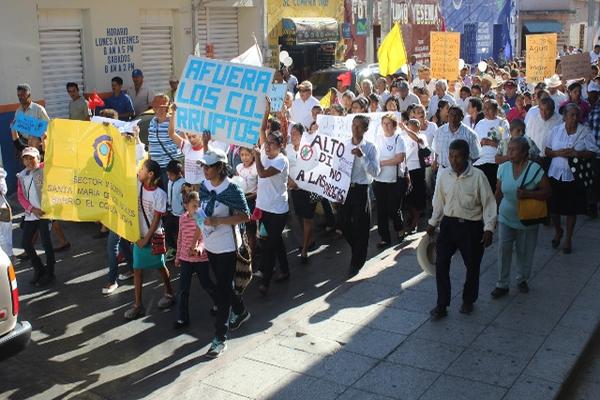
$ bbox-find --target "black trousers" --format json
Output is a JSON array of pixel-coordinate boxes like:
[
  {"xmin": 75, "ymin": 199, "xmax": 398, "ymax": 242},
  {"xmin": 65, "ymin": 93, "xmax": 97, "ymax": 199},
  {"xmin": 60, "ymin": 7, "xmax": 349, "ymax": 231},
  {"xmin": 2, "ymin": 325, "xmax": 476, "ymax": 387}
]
[
  {"xmin": 207, "ymin": 251, "xmax": 245, "ymax": 341},
  {"xmin": 373, "ymin": 180, "xmax": 405, "ymax": 243},
  {"xmin": 435, "ymin": 217, "xmax": 484, "ymax": 307},
  {"xmin": 260, "ymin": 211, "xmax": 289, "ymax": 287},
  {"xmin": 475, "ymin": 163, "xmax": 498, "ymax": 192},
  {"xmin": 22, "ymin": 219, "xmax": 55, "ymax": 275},
  {"xmin": 338, "ymin": 184, "xmax": 370, "ymax": 272},
  {"xmin": 162, "ymin": 212, "xmax": 180, "ymax": 249},
  {"xmin": 177, "ymin": 260, "xmax": 217, "ymax": 323}
]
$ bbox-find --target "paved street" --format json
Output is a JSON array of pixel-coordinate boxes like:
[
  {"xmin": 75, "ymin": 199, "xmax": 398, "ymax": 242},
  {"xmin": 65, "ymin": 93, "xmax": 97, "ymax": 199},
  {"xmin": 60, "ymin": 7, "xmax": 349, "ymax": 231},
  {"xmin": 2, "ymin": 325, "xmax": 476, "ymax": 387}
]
[{"xmin": 1, "ymin": 211, "xmax": 600, "ymax": 400}]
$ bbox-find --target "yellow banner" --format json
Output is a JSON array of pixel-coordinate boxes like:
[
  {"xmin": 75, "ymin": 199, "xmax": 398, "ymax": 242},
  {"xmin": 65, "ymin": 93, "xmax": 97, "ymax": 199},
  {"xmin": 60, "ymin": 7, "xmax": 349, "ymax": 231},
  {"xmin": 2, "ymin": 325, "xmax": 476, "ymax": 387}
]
[
  {"xmin": 430, "ymin": 32, "xmax": 461, "ymax": 81},
  {"xmin": 526, "ymin": 33, "xmax": 557, "ymax": 83},
  {"xmin": 41, "ymin": 120, "xmax": 140, "ymax": 242}
]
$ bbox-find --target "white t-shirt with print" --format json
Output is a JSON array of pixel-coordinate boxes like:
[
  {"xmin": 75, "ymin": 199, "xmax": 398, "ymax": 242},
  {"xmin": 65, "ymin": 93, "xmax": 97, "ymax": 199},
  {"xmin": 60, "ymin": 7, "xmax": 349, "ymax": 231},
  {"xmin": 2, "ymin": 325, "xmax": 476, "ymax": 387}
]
[
  {"xmin": 200, "ymin": 178, "xmax": 241, "ymax": 254},
  {"xmin": 256, "ymin": 149, "xmax": 289, "ymax": 214},
  {"xmin": 402, "ymin": 130, "xmax": 429, "ymax": 171},
  {"xmin": 236, "ymin": 162, "xmax": 258, "ymax": 194},
  {"xmin": 375, "ymin": 133, "xmax": 406, "ymax": 183},
  {"xmin": 180, "ymin": 140, "xmax": 205, "ymax": 185},
  {"xmin": 138, "ymin": 183, "xmax": 167, "ymax": 237}
]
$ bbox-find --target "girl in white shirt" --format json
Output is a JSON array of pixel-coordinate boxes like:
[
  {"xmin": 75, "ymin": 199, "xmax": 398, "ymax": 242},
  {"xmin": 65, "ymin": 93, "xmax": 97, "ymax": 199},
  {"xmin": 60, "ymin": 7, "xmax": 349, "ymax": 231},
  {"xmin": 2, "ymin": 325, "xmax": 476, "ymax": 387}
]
[
  {"xmin": 236, "ymin": 147, "xmax": 258, "ymax": 265},
  {"xmin": 402, "ymin": 119, "xmax": 430, "ymax": 233},
  {"xmin": 125, "ymin": 159, "xmax": 174, "ymax": 320}
]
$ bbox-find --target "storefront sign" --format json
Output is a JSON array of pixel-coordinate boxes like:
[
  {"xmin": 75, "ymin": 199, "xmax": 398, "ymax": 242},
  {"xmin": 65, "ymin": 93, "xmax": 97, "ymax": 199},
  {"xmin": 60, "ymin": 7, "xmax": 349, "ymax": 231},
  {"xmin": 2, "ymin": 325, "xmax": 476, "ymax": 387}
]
[
  {"xmin": 94, "ymin": 27, "xmax": 139, "ymax": 74},
  {"xmin": 12, "ymin": 114, "xmax": 48, "ymax": 138},
  {"xmin": 526, "ymin": 33, "xmax": 557, "ymax": 83},
  {"xmin": 356, "ymin": 18, "xmax": 368, "ymax": 36},
  {"xmin": 342, "ymin": 22, "xmax": 352, "ymax": 39},
  {"xmin": 41, "ymin": 120, "xmax": 140, "ymax": 242},
  {"xmin": 294, "ymin": 131, "xmax": 354, "ymax": 203},
  {"xmin": 560, "ymin": 53, "xmax": 590, "ymax": 81},
  {"xmin": 175, "ymin": 56, "xmax": 275, "ymax": 147},
  {"xmin": 430, "ymin": 31, "xmax": 461, "ymax": 80}
]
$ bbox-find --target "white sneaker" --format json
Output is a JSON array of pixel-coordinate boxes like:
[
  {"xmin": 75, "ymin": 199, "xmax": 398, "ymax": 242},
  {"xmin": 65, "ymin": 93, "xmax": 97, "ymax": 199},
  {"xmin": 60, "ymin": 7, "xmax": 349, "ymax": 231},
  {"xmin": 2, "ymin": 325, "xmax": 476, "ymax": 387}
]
[
  {"xmin": 102, "ymin": 282, "xmax": 118, "ymax": 295},
  {"xmin": 118, "ymin": 271, "xmax": 134, "ymax": 281},
  {"xmin": 252, "ymin": 270, "xmax": 263, "ymax": 278},
  {"xmin": 204, "ymin": 337, "xmax": 227, "ymax": 358}
]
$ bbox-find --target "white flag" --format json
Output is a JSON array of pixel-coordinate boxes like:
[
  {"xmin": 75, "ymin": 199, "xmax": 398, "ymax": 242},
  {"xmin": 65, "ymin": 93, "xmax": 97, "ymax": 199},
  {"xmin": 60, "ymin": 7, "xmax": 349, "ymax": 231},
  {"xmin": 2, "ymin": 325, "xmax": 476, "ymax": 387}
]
[{"xmin": 230, "ymin": 43, "xmax": 263, "ymax": 67}]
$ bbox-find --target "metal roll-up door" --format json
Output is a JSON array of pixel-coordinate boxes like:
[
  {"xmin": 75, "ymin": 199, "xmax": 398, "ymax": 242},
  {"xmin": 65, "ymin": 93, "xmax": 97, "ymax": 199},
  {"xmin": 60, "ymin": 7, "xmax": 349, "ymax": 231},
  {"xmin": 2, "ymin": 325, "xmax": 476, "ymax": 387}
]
[
  {"xmin": 140, "ymin": 26, "xmax": 174, "ymax": 93},
  {"xmin": 195, "ymin": 7, "xmax": 208, "ymax": 57},
  {"xmin": 38, "ymin": 28, "xmax": 84, "ymax": 118},
  {"xmin": 208, "ymin": 8, "xmax": 240, "ymax": 60}
]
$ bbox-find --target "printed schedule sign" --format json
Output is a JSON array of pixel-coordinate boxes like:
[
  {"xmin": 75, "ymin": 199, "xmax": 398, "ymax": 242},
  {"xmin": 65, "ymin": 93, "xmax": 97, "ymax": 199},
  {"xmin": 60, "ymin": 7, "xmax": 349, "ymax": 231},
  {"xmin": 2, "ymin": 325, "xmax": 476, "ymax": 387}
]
[
  {"xmin": 430, "ymin": 32, "xmax": 461, "ymax": 80},
  {"xmin": 526, "ymin": 33, "xmax": 557, "ymax": 83},
  {"xmin": 175, "ymin": 56, "xmax": 275, "ymax": 147}
]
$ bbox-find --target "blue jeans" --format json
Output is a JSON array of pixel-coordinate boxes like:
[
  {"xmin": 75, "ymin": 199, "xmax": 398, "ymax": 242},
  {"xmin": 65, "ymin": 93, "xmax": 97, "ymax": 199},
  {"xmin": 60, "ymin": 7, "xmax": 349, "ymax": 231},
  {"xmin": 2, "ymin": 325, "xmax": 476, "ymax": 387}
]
[
  {"xmin": 496, "ymin": 222, "xmax": 539, "ymax": 289},
  {"xmin": 177, "ymin": 260, "xmax": 217, "ymax": 322},
  {"xmin": 107, "ymin": 230, "xmax": 133, "ymax": 284}
]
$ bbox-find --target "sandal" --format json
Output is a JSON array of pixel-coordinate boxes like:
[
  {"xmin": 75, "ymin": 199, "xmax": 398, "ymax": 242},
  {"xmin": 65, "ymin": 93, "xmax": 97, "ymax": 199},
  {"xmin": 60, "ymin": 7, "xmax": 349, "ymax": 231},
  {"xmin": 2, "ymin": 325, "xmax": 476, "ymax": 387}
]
[
  {"xmin": 551, "ymin": 229, "xmax": 563, "ymax": 249},
  {"xmin": 158, "ymin": 294, "xmax": 175, "ymax": 309},
  {"xmin": 124, "ymin": 306, "xmax": 145, "ymax": 320}
]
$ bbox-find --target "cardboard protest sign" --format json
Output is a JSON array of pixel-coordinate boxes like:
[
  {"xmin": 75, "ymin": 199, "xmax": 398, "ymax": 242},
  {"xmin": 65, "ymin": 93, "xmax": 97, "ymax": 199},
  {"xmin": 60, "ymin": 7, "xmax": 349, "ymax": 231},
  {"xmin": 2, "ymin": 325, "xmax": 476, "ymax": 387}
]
[
  {"xmin": 42, "ymin": 120, "xmax": 140, "ymax": 242},
  {"xmin": 526, "ymin": 33, "xmax": 557, "ymax": 83},
  {"xmin": 13, "ymin": 113, "xmax": 48, "ymax": 137},
  {"xmin": 430, "ymin": 32, "xmax": 461, "ymax": 80},
  {"xmin": 175, "ymin": 56, "xmax": 275, "ymax": 147},
  {"xmin": 316, "ymin": 112, "xmax": 400, "ymax": 142},
  {"xmin": 560, "ymin": 53, "xmax": 591, "ymax": 81},
  {"xmin": 91, "ymin": 116, "xmax": 140, "ymax": 133},
  {"xmin": 268, "ymin": 83, "xmax": 288, "ymax": 113},
  {"xmin": 292, "ymin": 132, "xmax": 354, "ymax": 204}
]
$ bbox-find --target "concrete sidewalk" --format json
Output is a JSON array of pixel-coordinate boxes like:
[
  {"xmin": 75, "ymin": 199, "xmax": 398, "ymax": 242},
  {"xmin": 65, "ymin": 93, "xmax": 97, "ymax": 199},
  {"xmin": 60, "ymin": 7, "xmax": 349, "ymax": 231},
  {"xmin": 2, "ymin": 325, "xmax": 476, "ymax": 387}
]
[{"xmin": 152, "ymin": 218, "xmax": 600, "ymax": 400}]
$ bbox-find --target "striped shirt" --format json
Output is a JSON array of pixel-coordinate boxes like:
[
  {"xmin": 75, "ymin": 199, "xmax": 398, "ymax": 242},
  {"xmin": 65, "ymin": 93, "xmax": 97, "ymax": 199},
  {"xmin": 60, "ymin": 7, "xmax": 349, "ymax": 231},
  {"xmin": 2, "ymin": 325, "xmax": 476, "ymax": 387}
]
[
  {"xmin": 148, "ymin": 117, "xmax": 182, "ymax": 168},
  {"xmin": 177, "ymin": 212, "xmax": 208, "ymax": 263},
  {"xmin": 432, "ymin": 123, "xmax": 481, "ymax": 168}
]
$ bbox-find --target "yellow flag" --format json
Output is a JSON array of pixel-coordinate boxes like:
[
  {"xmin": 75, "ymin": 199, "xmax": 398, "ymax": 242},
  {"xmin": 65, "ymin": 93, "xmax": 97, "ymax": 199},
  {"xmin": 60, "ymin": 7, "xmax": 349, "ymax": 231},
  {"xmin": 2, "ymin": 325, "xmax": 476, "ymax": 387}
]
[
  {"xmin": 42, "ymin": 120, "xmax": 140, "ymax": 242},
  {"xmin": 320, "ymin": 89, "xmax": 333, "ymax": 108},
  {"xmin": 377, "ymin": 23, "xmax": 407, "ymax": 76}
]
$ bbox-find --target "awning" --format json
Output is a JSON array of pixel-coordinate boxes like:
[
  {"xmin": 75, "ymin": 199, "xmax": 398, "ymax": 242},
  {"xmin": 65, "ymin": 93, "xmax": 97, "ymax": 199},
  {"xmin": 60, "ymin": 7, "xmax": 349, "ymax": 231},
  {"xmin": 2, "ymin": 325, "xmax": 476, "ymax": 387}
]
[
  {"xmin": 200, "ymin": 0, "xmax": 255, "ymax": 7},
  {"xmin": 523, "ymin": 20, "xmax": 563, "ymax": 34},
  {"xmin": 281, "ymin": 17, "xmax": 339, "ymax": 46}
]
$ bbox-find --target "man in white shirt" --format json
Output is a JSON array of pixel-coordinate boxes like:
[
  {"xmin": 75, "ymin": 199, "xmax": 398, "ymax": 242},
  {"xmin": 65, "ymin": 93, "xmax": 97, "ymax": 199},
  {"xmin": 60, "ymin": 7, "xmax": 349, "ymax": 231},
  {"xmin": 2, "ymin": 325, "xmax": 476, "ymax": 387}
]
[
  {"xmin": 525, "ymin": 97, "xmax": 562, "ymax": 154},
  {"xmin": 339, "ymin": 115, "xmax": 380, "ymax": 278},
  {"xmin": 590, "ymin": 45, "xmax": 600, "ymax": 64},
  {"xmin": 290, "ymin": 81, "xmax": 320, "ymax": 130},
  {"xmin": 432, "ymin": 106, "xmax": 481, "ymax": 171},
  {"xmin": 427, "ymin": 80, "xmax": 457, "ymax": 119},
  {"xmin": 128, "ymin": 69, "xmax": 155, "ymax": 116},
  {"xmin": 396, "ymin": 80, "xmax": 421, "ymax": 112},
  {"xmin": 426, "ymin": 139, "xmax": 497, "ymax": 319},
  {"xmin": 408, "ymin": 55, "xmax": 421, "ymax": 81},
  {"xmin": 545, "ymin": 75, "xmax": 567, "ymax": 114}
]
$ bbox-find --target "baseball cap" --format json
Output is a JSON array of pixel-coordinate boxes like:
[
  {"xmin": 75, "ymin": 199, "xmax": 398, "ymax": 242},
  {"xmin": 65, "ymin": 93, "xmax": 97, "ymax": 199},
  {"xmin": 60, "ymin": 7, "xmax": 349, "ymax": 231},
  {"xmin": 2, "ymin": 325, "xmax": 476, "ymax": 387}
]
[
  {"xmin": 199, "ymin": 149, "xmax": 228, "ymax": 166},
  {"xmin": 132, "ymin": 69, "xmax": 144, "ymax": 77},
  {"xmin": 22, "ymin": 147, "xmax": 40, "ymax": 159}
]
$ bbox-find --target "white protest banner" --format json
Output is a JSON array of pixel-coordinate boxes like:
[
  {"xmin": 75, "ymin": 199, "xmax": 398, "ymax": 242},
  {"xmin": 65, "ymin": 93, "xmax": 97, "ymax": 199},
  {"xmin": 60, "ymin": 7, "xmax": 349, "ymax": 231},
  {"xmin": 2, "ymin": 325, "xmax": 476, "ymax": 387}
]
[
  {"xmin": 175, "ymin": 56, "xmax": 275, "ymax": 147},
  {"xmin": 315, "ymin": 112, "xmax": 401, "ymax": 142},
  {"xmin": 292, "ymin": 132, "xmax": 354, "ymax": 203},
  {"xmin": 268, "ymin": 83, "xmax": 287, "ymax": 112},
  {"xmin": 91, "ymin": 116, "xmax": 140, "ymax": 134}
]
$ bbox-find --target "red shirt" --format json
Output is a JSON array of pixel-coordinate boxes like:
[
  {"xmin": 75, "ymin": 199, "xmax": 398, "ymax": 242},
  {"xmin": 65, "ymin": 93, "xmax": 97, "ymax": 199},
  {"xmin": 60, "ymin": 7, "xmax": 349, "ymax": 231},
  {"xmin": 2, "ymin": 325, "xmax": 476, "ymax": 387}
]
[{"xmin": 177, "ymin": 212, "xmax": 208, "ymax": 263}]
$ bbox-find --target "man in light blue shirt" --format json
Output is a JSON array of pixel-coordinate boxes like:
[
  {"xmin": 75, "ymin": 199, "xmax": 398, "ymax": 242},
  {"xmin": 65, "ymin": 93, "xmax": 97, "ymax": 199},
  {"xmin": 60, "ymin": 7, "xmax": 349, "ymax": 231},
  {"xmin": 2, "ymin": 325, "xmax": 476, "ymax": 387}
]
[{"xmin": 339, "ymin": 115, "xmax": 380, "ymax": 278}]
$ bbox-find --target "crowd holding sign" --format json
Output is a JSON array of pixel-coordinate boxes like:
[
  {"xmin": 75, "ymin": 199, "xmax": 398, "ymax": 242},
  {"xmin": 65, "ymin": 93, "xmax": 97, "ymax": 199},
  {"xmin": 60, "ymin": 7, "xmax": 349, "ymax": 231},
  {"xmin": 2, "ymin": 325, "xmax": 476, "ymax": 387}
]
[
  {"xmin": 175, "ymin": 56, "xmax": 274, "ymax": 147},
  {"xmin": 41, "ymin": 120, "xmax": 140, "ymax": 242},
  {"xmin": 429, "ymin": 32, "xmax": 460, "ymax": 80},
  {"xmin": 526, "ymin": 33, "xmax": 558, "ymax": 82}
]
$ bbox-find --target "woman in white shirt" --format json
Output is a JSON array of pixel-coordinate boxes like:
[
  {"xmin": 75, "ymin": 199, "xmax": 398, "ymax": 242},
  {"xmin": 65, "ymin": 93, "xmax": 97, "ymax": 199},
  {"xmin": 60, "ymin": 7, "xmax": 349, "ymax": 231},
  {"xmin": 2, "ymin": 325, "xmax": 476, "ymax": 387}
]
[
  {"xmin": 254, "ymin": 120, "xmax": 290, "ymax": 295},
  {"xmin": 545, "ymin": 103, "xmax": 599, "ymax": 254},
  {"xmin": 473, "ymin": 99, "xmax": 510, "ymax": 190},
  {"xmin": 410, "ymin": 104, "xmax": 438, "ymax": 199},
  {"xmin": 373, "ymin": 114, "xmax": 407, "ymax": 247},
  {"xmin": 464, "ymin": 97, "xmax": 484, "ymax": 130},
  {"xmin": 402, "ymin": 119, "xmax": 430, "ymax": 234}
]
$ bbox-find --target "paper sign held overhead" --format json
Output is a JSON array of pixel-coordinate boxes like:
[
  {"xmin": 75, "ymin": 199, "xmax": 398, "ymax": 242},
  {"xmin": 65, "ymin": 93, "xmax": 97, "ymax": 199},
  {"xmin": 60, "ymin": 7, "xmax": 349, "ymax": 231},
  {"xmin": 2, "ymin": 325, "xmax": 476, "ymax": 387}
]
[
  {"xmin": 526, "ymin": 33, "xmax": 558, "ymax": 83},
  {"xmin": 175, "ymin": 56, "xmax": 275, "ymax": 147},
  {"xmin": 268, "ymin": 84, "xmax": 288, "ymax": 113},
  {"xmin": 560, "ymin": 53, "xmax": 591, "ymax": 81},
  {"xmin": 13, "ymin": 113, "xmax": 48, "ymax": 138},
  {"xmin": 430, "ymin": 32, "xmax": 461, "ymax": 81}
]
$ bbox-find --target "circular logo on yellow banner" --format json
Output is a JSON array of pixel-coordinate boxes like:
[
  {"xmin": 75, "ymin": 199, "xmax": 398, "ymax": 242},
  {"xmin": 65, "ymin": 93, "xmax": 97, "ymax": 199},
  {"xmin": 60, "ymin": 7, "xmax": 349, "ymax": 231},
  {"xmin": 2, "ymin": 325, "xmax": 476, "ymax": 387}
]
[{"xmin": 93, "ymin": 135, "xmax": 115, "ymax": 172}]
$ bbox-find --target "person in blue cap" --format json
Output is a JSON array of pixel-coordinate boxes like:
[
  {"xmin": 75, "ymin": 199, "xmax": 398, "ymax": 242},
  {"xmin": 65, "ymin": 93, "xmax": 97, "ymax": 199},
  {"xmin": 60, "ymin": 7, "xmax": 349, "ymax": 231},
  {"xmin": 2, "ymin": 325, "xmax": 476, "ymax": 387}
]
[{"xmin": 128, "ymin": 69, "xmax": 155, "ymax": 116}]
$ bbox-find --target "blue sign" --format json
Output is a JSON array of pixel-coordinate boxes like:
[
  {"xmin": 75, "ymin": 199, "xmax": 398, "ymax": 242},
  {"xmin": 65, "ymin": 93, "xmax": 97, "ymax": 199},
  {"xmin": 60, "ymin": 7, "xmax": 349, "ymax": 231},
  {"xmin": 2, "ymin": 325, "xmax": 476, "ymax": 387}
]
[
  {"xmin": 268, "ymin": 84, "xmax": 288, "ymax": 113},
  {"xmin": 342, "ymin": 23, "xmax": 352, "ymax": 39},
  {"xmin": 13, "ymin": 113, "xmax": 48, "ymax": 138},
  {"xmin": 175, "ymin": 56, "xmax": 275, "ymax": 147}
]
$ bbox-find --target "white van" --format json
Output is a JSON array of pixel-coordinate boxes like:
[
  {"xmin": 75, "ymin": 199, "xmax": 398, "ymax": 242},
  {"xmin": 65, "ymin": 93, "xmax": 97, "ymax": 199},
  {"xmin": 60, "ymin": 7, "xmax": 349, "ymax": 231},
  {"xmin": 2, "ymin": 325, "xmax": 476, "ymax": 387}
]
[{"xmin": 0, "ymin": 249, "xmax": 31, "ymax": 360}]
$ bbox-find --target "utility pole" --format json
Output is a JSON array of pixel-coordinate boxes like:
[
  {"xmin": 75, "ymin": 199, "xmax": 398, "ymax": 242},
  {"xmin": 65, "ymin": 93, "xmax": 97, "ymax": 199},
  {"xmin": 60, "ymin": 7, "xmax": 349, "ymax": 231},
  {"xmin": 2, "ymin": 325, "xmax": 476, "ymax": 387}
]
[
  {"xmin": 366, "ymin": 0, "xmax": 374, "ymax": 63},
  {"xmin": 382, "ymin": 0, "xmax": 392, "ymax": 37},
  {"xmin": 588, "ymin": 0, "xmax": 596, "ymax": 51}
]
